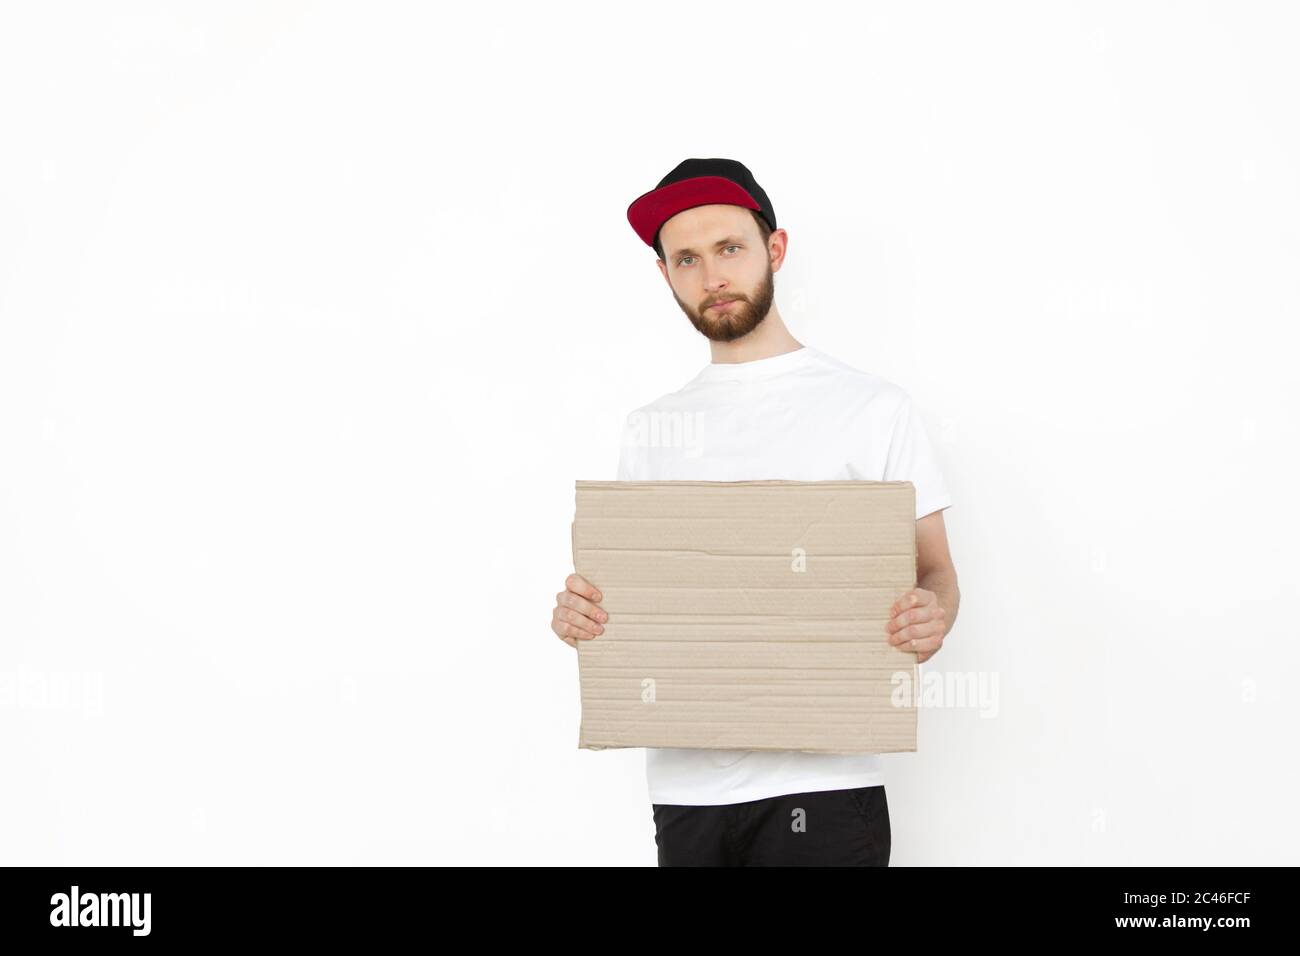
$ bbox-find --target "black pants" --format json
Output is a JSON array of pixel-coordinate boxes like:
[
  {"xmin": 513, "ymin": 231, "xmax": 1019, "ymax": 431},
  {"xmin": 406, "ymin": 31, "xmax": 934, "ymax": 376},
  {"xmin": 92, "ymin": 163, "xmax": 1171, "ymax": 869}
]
[{"xmin": 651, "ymin": 785, "xmax": 890, "ymax": 867}]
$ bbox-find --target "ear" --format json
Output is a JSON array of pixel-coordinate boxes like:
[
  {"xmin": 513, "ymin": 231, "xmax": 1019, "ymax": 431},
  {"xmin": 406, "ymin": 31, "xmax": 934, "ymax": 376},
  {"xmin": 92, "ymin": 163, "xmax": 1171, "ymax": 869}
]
[{"xmin": 767, "ymin": 228, "xmax": 789, "ymax": 272}]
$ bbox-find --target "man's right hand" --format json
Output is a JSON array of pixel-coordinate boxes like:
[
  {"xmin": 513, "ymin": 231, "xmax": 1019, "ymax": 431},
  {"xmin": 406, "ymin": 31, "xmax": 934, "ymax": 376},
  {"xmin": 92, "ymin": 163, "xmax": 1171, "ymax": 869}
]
[{"xmin": 551, "ymin": 573, "xmax": 607, "ymax": 649}]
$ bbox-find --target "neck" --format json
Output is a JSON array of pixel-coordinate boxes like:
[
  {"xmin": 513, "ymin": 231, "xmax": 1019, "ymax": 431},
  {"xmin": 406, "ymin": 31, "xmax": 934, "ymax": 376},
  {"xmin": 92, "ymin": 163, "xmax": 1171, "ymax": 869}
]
[{"xmin": 708, "ymin": 308, "xmax": 803, "ymax": 364}]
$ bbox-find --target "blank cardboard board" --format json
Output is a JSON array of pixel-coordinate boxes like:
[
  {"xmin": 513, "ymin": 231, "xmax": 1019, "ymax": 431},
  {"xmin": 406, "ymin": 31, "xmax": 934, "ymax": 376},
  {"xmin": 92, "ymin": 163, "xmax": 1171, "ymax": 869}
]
[{"xmin": 571, "ymin": 480, "xmax": 919, "ymax": 754}]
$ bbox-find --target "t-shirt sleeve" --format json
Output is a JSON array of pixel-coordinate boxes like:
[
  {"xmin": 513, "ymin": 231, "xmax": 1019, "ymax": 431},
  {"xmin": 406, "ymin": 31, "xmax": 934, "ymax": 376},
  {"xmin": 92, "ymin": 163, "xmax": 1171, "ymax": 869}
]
[{"xmin": 882, "ymin": 392, "xmax": 953, "ymax": 519}]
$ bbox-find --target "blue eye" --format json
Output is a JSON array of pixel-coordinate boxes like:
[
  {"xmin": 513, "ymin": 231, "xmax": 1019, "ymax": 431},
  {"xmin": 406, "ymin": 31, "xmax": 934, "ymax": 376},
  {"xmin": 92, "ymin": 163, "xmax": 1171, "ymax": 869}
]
[{"xmin": 678, "ymin": 246, "xmax": 740, "ymax": 266}]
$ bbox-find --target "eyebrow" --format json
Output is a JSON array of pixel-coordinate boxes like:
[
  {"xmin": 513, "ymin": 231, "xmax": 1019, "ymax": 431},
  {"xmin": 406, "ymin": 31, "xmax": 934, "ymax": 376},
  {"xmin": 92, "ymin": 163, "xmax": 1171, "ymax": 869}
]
[{"xmin": 669, "ymin": 235, "xmax": 747, "ymax": 260}]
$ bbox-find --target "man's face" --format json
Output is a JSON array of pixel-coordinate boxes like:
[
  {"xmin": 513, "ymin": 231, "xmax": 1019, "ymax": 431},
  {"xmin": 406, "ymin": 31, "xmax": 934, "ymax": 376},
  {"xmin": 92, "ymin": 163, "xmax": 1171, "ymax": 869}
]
[{"xmin": 657, "ymin": 204, "xmax": 775, "ymax": 343}]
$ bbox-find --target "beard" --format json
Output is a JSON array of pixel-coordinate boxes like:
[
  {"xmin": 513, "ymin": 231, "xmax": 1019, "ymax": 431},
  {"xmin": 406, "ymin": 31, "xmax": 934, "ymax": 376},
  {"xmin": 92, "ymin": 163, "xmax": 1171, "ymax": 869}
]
[{"xmin": 673, "ymin": 261, "xmax": 776, "ymax": 343}]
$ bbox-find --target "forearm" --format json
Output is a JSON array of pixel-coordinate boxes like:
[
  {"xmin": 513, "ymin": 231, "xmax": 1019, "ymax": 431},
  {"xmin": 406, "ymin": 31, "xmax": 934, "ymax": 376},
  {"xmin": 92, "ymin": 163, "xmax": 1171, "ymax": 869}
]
[{"xmin": 918, "ymin": 566, "xmax": 960, "ymax": 633}]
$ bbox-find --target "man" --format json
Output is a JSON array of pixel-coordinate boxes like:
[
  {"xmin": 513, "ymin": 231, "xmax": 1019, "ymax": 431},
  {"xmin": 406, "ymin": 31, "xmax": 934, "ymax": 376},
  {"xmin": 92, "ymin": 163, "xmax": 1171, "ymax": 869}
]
[{"xmin": 550, "ymin": 158, "xmax": 961, "ymax": 866}]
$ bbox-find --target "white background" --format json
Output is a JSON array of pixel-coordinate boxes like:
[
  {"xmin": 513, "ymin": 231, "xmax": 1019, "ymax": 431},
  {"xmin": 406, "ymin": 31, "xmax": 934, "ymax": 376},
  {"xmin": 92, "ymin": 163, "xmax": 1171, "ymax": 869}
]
[{"xmin": 2, "ymin": 2, "xmax": 1297, "ymax": 865}]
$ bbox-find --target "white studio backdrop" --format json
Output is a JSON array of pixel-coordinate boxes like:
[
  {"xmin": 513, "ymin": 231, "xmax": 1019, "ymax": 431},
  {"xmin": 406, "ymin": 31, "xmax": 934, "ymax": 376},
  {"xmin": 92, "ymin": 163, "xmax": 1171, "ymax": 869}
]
[{"xmin": 1, "ymin": 2, "xmax": 1297, "ymax": 865}]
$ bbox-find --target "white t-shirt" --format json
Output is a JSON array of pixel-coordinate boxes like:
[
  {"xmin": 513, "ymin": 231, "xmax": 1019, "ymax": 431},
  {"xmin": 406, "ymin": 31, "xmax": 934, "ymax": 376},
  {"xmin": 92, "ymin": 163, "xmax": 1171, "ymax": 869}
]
[{"xmin": 615, "ymin": 344, "xmax": 952, "ymax": 806}]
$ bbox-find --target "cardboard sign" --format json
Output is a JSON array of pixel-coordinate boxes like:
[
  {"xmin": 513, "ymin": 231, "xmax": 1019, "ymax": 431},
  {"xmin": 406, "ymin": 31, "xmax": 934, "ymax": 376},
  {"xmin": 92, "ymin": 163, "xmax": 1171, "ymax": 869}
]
[{"xmin": 572, "ymin": 480, "xmax": 918, "ymax": 754}]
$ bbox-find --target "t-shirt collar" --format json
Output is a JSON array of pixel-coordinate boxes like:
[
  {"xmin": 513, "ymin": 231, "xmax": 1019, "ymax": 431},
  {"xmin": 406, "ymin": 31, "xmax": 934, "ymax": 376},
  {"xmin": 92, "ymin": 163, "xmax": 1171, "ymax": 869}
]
[{"xmin": 692, "ymin": 346, "xmax": 815, "ymax": 384}]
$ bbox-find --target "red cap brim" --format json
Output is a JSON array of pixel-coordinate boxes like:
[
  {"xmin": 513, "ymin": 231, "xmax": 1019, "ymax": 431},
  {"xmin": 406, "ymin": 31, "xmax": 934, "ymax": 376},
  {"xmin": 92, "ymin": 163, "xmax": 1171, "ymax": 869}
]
[{"xmin": 626, "ymin": 176, "xmax": 762, "ymax": 250}]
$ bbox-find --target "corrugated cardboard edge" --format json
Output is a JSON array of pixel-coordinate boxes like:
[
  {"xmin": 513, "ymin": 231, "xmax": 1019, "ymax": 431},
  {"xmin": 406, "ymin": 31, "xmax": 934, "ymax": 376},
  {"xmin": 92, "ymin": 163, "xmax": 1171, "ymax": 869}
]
[
  {"xmin": 571, "ymin": 513, "xmax": 592, "ymax": 748},
  {"xmin": 572, "ymin": 479, "xmax": 920, "ymax": 754}
]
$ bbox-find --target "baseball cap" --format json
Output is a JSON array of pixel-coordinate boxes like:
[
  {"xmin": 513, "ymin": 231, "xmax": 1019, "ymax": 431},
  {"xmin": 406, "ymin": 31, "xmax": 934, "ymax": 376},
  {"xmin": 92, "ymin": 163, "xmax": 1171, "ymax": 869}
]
[{"xmin": 626, "ymin": 158, "xmax": 777, "ymax": 254}]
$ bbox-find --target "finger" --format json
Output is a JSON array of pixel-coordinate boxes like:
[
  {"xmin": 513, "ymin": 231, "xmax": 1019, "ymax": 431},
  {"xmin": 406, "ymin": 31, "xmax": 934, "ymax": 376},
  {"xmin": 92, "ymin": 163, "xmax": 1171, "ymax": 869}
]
[
  {"xmin": 555, "ymin": 607, "xmax": 602, "ymax": 637},
  {"xmin": 890, "ymin": 590, "xmax": 934, "ymax": 617},
  {"xmin": 556, "ymin": 607, "xmax": 603, "ymax": 638},
  {"xmin": 887, "ymin": 620, "xmax": 945, "ymax": 646},
  {"xmin": 553, "ymin": 591, "xmax": 602, "ymax": 630},
  {"xmin": 558, "ymin": 591, "xmax": 607, "ymax": 624},
  {"xmin": 566, "ymin": 573, "xmax": 603, "ymax": 604},
  {"xmin": 552, "ymin": 618, "xmax": 585, "ymax": 643},
  {"xmin": 895, "ymin": 633, "xmax": 943, "ymax": 655},
  {"xmin": 562, "ymin": 620, "xmax": 600, "ymax": 642},
  {"xmin": 896, "ymin": 619, "xmax": 946, "ymax": 643},
  {"xmin": 550, "ymin": 618, "xmax": 579, "ymax": 647},
  {"xmin": 886, "ymin": 604, "xmax": 945, "ymax": 634}
]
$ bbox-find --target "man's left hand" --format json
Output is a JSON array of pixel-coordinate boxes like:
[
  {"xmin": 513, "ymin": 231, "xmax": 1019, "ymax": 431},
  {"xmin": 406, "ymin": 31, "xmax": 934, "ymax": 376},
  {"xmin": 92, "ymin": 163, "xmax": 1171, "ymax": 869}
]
[{"xmin": 885, "ymin": 588, "xmax": 947, "ymax": 664}]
